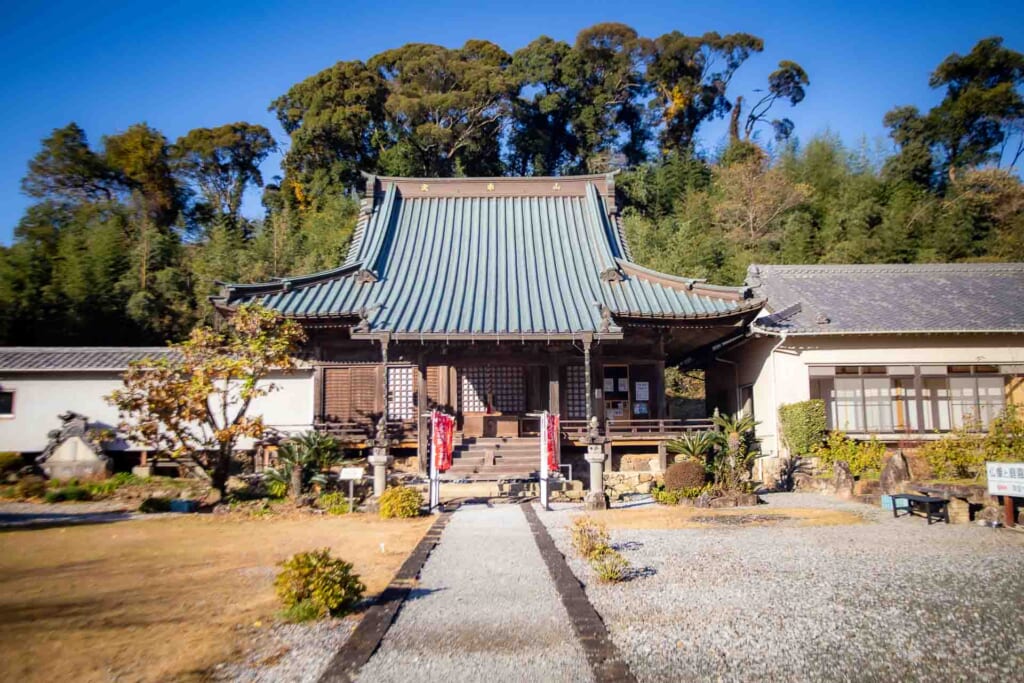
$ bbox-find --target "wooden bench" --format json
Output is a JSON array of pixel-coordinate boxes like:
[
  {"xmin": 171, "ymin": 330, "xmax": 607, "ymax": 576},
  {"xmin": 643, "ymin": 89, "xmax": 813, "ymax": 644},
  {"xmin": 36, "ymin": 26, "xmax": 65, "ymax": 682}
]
[{"xmin": 891, "ymin": 493, "xmax": 949, "ymax": 525}]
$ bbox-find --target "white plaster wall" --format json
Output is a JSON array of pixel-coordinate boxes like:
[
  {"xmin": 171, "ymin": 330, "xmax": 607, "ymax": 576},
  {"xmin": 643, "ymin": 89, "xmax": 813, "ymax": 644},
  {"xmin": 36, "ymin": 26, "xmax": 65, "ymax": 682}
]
[
  {"xmin": 722, "ymin": 333, "xmax": 1024, "ymax": 460},
  {"xmin": 0, "ymin": 370, "xmax": 314, "ymax": 454}
]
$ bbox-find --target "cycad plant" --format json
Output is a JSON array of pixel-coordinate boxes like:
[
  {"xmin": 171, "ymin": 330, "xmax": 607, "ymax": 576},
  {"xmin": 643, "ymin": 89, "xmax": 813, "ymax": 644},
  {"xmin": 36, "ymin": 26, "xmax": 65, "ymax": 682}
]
[
  {"xmin": 265, "ymin": 432, "xmax": 334, "ymax": 501},
  {"xmin": 666, "ymin": 431, "xmax": 715, "ymax": 464},
  {"xmin": 709, "ymin": 411, "xmax": 760, "ymax": 491}
]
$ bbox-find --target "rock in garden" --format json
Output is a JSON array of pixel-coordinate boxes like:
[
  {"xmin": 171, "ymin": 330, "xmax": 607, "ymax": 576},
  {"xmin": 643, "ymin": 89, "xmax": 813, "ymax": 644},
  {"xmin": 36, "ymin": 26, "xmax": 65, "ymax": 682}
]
[
  {"xmin": 880, "ymin": 451, "xmax": 911, "ymax": 494},
  {"xmin": 832, "ymin": 461, "xmax": 855, "ymax": 499}
]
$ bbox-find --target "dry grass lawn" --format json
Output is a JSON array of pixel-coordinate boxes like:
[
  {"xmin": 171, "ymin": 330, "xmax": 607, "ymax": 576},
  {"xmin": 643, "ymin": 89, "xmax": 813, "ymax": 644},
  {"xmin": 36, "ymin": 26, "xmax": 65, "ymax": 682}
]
[
  {"xmin": 581, "ymin": 506, "xmax": 865, "ymax": 530},
  {"xmin": 0, "ymin": 512, "xmax": 433, "ymax": 682}
]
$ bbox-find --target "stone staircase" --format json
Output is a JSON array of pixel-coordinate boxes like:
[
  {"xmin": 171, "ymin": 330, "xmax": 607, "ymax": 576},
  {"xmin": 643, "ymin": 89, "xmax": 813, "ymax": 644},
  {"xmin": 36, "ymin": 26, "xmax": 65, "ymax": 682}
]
[{"xmin": 441, "ymin": 435, "xmax": 541, "ymax": 481}]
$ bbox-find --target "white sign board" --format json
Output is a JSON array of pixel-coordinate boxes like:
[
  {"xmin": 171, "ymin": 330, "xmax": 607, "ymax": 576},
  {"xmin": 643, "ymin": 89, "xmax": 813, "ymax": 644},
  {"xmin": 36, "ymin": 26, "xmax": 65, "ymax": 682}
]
[
  {"xmin": 339, "ymin": 467, "xmax": 364, "ymax": 481},
  {"xmin": 635, "ymin": 381, "xmax": 650, "ymax": 402},
  {"xmin": 986, "ymin": 462, "xmax": 1024, "ymax": 498}
]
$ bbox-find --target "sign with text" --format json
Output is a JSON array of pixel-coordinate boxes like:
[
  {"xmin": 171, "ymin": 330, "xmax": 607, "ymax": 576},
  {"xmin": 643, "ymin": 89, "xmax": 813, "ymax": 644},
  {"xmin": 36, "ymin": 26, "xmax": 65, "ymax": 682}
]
[
  {"xmin": 339, "ymin": 467, "xmax": 364, "ymax": 481},
  {"xmin": 986, "ymin": 462, "xmax": 1024, "ymax": 498}
]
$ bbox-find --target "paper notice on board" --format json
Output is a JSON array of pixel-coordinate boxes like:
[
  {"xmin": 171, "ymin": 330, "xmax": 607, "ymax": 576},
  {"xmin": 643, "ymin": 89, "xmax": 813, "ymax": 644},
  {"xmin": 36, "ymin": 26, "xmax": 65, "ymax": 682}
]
[
  {"xmin": 604, "ymin": 378, "xmax": 614, "ymax": 393},
  {"xmin": 635, "ymin": 381, "xmax": 649, "ymax": 402},
  {"xmin": 618, "ymin": 378, "xmax": 628, "ymax": 393}
]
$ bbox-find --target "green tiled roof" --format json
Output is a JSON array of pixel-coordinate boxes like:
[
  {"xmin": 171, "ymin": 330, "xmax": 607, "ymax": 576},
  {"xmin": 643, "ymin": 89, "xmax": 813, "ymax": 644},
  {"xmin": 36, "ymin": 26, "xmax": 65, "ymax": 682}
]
[{"xmin": 216, "ymin": 174, "xmax": 760, "ymax": 337}]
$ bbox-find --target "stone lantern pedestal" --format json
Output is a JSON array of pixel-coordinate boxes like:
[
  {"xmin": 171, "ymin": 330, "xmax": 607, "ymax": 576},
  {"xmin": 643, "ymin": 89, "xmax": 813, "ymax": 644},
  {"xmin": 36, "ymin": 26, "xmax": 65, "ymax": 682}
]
[
  {"xmin": 368, "ymin": 447, "xmax": 392, "ymax": 498},
  {"xmin": 584, "ymin": 443, "xmax": 609, "ymax": 510}
]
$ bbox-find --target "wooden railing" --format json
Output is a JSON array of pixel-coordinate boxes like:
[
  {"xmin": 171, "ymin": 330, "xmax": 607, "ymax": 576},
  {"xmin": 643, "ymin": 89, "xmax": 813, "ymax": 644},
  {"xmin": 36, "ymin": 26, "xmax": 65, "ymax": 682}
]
[
  {"xmin": 605, "ymin": 418, "xmax": 714, "ymax": 439},
  {"xmin": 313, "ymin": 419, "xmax": 418, "ymax": 444},
  {"xmin": 561, "ymin": 417, "xmax": 715, "ymax": 441}
]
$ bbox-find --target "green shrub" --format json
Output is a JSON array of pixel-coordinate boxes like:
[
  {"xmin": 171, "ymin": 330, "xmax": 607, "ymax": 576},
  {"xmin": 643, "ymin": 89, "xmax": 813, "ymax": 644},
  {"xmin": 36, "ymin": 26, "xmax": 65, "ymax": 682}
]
[
  {"xmin": 570, "ymin": 516, "xmax": 610, "ymax": 559},
  {"xmin": 378, "ymin": 485, "xmax": 422, "ymax": 519},
  {"xmin": 14, "ymin": 475, "xmax": 46, "ymax": 499},
  {"xmin": 651, "ymin": 482, "xmax": 712, "ymax": 504},
  {"xmin": 274, "ymin": 548, "xmax": 365, "ymax": 621},
  {"xmin": 139, "ymin": 496, "xmax": 172, "ymax": 513},
  {"xmin": 84, "ymin": 472, "xmax": 143, "ymax": 498},
  {"xmin": 920, "ymin": 408, "xmax": 1024, "ymax": 480},
  {"xmin": 812, "ymin": 431, "xmax": 885, "ymax": 477},
  {"xmin": 589, "ymin": 546, "xmax": 630, "ymax": 583},
  {"xmin": 778, "ymin": 400, "xmax": 827, "ymax": 456},
  {"xmin": 0, "ymin": 452, "xmax": 23, "ymax": 473},
  {"xmin": 664, "ymin": 460, "xmax": 706, "ymax": 491},
  {"xmin": 44, "ymin": 484, "xmax": 92, "ymax": 503},
  {"xmin": 317, "ymin": 492, "xmax": 351, "ymax": 515}
]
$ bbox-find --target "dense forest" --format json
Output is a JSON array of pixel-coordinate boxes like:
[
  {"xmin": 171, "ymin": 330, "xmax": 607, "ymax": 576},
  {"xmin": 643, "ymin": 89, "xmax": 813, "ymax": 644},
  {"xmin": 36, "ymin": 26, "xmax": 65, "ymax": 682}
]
[{"xmin": 1, "ymin": 24, "xmax": 1022, "ymax": 345}]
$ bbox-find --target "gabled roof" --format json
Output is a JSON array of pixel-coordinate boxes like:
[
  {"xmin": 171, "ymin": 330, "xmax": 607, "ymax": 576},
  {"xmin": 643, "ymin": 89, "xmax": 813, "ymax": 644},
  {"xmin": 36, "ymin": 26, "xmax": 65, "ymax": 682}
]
[
  {"xmin": 0, "ymin": 347, "xmax": 178, "ymax": 372},
  {"xmin": 748, "ymin": 263, "xmax": 1024, "ymax": 336},
  {"xmin": 217, "ymin": 174, "xmax": 760, "ymax": 338}
]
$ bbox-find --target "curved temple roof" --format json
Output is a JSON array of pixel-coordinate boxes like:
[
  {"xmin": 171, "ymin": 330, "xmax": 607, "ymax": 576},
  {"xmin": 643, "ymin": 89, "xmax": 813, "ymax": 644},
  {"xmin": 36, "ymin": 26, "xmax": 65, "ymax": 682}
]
[{"xmin": 215, "ymin": 173, "xmax": 761, "ymax": 338}]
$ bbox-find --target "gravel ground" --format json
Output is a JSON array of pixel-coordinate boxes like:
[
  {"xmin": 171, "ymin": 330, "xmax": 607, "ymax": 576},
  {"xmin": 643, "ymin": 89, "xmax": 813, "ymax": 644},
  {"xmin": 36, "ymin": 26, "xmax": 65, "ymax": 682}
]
[
  {"xmin": 212, "ymin": 617, "xmax": 359, "ymax": 683},
  {"xmin": 357, "ymin": 502, "xmax": 593, "ymax": 683},
  {"xmin": 539, "ymin": 493, "xmax": 1024, "ymax": 682}
]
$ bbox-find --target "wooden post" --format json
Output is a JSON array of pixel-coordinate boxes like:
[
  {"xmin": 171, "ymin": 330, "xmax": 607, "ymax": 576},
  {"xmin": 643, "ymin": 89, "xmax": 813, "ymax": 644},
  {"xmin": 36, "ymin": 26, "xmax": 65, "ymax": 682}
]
[
  {"xmin": 1005, "ymin": 495, "xmax": 1016, "ymax": 527},
  {"xmin": 417, "ymin": 360, "xmax": 428, "ymax": 474},
  {"xmin": 583, "ymin": 336, "xmax": 593, "ymax": 423},
  {"xmin": 548, "ymin": 363, "xmax": 560, "ymax": 414}
]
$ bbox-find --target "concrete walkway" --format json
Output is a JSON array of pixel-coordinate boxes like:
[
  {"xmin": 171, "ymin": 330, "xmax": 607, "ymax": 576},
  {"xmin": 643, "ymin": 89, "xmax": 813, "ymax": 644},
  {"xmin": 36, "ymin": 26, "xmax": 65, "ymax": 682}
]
[{"xmin": 356, "ymin": 503, "xmax": 594, "ymax": 683}]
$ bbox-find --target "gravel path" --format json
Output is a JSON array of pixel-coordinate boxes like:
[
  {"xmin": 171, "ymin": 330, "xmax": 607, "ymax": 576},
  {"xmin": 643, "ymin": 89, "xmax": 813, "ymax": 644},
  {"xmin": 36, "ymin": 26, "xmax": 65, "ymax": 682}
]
[
  {"xmin": 356, "ymin": 503, "xmax": 593, "ymax": 683},
  {"xmin": 539, "ymin": 493, "xmax": 1024, "ymax": 682},
  {"xmin": 213, "ymin": 618, "xmax": 359, "ymax": 683}
]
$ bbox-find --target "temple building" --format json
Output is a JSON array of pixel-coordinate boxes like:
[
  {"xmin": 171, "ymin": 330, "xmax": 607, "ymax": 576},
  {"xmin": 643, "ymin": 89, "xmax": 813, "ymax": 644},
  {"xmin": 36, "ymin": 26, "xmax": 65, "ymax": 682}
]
[{"xmin": 213, "ymin": 173, "xmax": 762, "ymax": 477}]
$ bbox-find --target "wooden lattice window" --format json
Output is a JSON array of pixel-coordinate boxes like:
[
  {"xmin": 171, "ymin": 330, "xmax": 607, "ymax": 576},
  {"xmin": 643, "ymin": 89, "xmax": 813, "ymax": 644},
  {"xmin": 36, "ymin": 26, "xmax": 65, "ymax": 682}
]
[
  {"xmin": 388, "ymin": 366, "xmax": 415, "ymax": 420},
  {"xmin": 566, "ymin": 365, "xmax": 586, "ymax": 418},
  {"xmin": 459, "ymin": 366, "xmax": 525, "ymax": 413}
]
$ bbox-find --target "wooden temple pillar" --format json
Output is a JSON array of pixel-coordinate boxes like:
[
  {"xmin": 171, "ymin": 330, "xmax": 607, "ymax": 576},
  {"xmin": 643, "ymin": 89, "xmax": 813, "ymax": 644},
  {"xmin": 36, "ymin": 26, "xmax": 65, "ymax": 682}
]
[{"xmin": 417, "ymin": 355, "xmax": 428, "ymax": 473}]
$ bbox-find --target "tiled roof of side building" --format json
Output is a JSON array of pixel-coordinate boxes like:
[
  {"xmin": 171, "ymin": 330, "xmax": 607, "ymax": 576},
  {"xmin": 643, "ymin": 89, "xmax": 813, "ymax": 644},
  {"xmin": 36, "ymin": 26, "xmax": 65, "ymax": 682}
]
[
  {"xmin": 748, "ymin": 263, "xmax": 1024, "ymax": 335},
  {"xmin": 216, "ymin": 173, "xmax": 761, "ymax": 337},
  {"xmin": 0, "ymin": 347, "xmax": 179, "ymax": 372}
]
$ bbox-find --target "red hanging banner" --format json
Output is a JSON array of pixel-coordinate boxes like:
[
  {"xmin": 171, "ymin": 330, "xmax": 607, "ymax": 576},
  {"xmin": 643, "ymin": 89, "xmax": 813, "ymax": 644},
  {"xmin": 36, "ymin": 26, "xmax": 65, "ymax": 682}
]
[
  {"xmin": 431, "ymin": 410, "xmax": 455, "ymax": 473},
  {"xmin": 545, "ymin": 413, "xmax": 560, "ymax": 474}
]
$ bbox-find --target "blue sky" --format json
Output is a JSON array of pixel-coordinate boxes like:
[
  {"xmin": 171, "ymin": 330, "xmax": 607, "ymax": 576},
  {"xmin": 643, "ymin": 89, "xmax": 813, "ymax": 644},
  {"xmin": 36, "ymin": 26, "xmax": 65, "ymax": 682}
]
[{"xmin": 0, "ymin": 0, "xmax": 1019, "ymax": 244}]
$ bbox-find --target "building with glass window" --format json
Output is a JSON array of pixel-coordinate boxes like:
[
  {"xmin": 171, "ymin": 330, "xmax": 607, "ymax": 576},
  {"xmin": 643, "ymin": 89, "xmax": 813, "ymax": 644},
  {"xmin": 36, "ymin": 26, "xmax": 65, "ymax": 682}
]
[{"xmin": 709, "ymin": 263, "xmax": 1024, "ymax": 478}]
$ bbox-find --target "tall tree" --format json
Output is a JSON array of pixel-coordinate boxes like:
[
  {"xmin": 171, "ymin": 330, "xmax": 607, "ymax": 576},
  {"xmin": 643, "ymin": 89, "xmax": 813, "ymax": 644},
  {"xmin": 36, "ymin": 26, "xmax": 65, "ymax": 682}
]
[
  {"xmin": 270, "ymin": 60, "xmax": 387, "ymax": 201},
  {"xmin": 648, "ymin": 31, "xmax": 763, "ymax": 153},
  {"xmin": 369, "ymin": 40, "xmax": 516, "ymax": 176},
  {"xmin": 507, "ymin": 36, "xmax": 579, "ymax": 175},
  {"xmin": 21, "ymin": 123, "xmax": 119, "ymax": 203},
  {"xmin": 565, "ymin": 23, "xmax": 651, "ymax": 169},
  {"xmin": 885, "ymin": 37, "xmax": 1024, "ymax": 184},
  {"xmin": 173, "ymin": 123, "xmax": 276, "ymax": 232},
  {"xmin": 741, "ymin": 60, "xmax": 810, "ymax": 141},
  {"xmin": 103, "ymin": 124, "xmax": 182, "ymax": 227}
]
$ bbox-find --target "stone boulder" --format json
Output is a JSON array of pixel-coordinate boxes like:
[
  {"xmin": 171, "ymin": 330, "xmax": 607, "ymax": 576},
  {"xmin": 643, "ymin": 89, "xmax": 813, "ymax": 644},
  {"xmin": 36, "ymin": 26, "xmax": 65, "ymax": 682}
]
[
  {"xmin": 832, "ymin": 461, "xmax": 855, "ymax": 499},
  {"xmin": 880, "ymin": 451, "xmax": 911, "ymax": 494}
]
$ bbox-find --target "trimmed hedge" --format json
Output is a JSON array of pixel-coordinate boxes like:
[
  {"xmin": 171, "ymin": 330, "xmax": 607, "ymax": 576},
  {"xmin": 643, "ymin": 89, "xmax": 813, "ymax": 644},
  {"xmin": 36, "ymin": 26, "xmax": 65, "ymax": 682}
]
[{"xmin": 779, "ymin": 399, "xmax": 827, "ymax": 456}]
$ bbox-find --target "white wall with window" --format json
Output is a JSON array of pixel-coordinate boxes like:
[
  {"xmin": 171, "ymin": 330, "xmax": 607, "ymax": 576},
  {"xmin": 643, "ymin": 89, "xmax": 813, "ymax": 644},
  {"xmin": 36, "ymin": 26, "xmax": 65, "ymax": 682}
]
[
  {"xmin": 811, "ymin": 364, "xmax": 1018, "ymax": 433},
  {"xmin": 715, "ymin": 333, "xmax": 1024, "ymax": 461}
]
